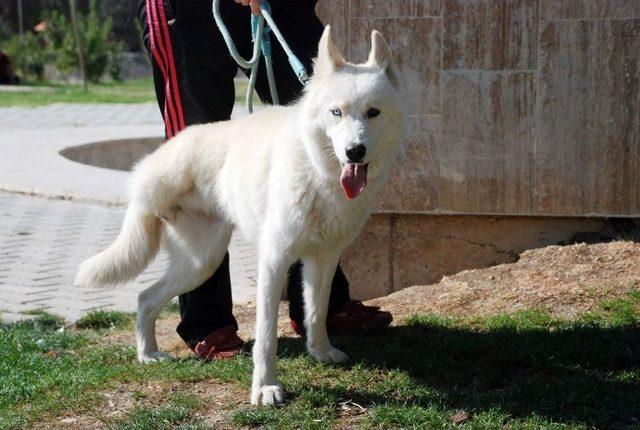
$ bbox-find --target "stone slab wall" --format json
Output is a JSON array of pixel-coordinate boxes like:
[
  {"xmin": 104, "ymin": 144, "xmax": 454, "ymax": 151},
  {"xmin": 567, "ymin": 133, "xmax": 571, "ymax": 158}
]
[{"xmin": 316, "ymin": 0, "xmax": 640, "ymax": 217}]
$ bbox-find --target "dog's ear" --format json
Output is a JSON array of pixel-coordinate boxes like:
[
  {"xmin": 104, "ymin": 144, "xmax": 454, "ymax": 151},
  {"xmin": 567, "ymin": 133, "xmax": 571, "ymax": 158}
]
[
  {"xmin": 367, "ymin": 30, "xmax": 400, "ymax": 86},
  {"xmin": 314, "ymin": 25, "xmax": 345, "ymax": 76},
  {"xmin": 367, "ymin": 30, "xmax": 391, "ymax": 69}
]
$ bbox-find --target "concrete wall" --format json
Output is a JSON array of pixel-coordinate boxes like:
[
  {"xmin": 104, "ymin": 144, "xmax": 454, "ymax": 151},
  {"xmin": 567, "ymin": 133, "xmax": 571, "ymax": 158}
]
[
  {"xmin": 119, "ymin": 52, "xmax": 153, "ymax": 80},
  {"xmin": 316, "ymin": 0, "xmax": 640, "ymax": 217}
]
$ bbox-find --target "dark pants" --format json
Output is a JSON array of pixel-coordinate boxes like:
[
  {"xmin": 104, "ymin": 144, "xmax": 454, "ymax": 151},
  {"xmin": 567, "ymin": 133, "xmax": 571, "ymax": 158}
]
[{"xmin": 138, "ymin": 0, "xmax": 350, "ymax": 347}]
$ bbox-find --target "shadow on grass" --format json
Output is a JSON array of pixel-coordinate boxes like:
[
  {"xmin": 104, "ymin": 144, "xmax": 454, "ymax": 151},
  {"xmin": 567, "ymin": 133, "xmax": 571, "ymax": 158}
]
[{"xmin": 273, "ymin": 318, "xmax": 640, "ymax": 428}]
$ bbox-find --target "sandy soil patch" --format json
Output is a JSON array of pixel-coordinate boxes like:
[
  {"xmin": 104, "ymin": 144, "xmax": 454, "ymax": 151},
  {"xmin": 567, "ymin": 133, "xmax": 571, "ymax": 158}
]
[{"xmin": 371, "ymin": 241, "xmax": 640, "ymax": 320}]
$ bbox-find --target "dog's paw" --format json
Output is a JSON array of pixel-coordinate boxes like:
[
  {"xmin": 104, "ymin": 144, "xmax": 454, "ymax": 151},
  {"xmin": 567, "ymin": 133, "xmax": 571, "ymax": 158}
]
[
  {"xmin": 309, "ymin": 346, "xmax": 349, "ymax": 364},
  {"xmin": 251, "ymin": 385, "xmax": 285, "ymax": 406},
  {"xmin": 137, "ymin": 351, "xmax": 174, "ymax": 363}
]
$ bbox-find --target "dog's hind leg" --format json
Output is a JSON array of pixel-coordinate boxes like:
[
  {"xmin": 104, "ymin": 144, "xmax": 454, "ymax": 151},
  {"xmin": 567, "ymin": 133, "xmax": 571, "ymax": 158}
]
[
  {"xmin": 136, "ymin": 213, "xmax": 232, "ymax": 363},
  {"xmin": 302, "ymin": 251, "xmax": 348, "ymax": 364},
  {"xmin": 136, "ymin": 275, "xmax": 176, "ymax": 362}
]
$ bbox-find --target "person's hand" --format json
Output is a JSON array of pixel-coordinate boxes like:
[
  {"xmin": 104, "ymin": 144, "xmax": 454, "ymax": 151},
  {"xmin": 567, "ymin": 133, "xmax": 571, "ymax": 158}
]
[{"xmin": 234, "ymin": 0, "xmax": 261, "ymax": 15}]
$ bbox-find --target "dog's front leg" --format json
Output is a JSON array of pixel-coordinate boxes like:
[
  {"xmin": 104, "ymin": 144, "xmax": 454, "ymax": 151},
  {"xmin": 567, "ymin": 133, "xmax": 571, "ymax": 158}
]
[
  {"xmin": 302, "ymin": 251, "xmax": 349, "ymax": 364},
  {"xmin": 251, "ymin": 253, "xmax": 289, "ymax": 406}
]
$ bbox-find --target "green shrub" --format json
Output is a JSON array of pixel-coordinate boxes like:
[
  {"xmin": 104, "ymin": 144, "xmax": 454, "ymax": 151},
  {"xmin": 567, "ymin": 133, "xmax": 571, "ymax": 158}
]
[
  {"xmin": 43, "ymin": 0, "xmax": 123, "ymax": 82},
  {"xmin": 2, "ymin": 32, "xmax": 51, "ymax": 81}
]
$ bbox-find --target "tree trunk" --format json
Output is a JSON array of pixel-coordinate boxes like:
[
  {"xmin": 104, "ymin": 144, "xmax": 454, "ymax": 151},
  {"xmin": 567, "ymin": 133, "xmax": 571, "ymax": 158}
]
[
  {"xmin": 68, "ymin": 0, "xmax": 88, "ymax": 92},
  {"xmin": 17, "ymin": 0, "xmax": 24, "ymax": 41}
]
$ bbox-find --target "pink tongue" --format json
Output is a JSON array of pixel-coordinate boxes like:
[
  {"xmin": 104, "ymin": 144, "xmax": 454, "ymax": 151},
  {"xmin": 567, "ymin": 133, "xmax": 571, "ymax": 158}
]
[{"xmin": 340, "ymin": 163, "xmax": 368, "ymax": 199}]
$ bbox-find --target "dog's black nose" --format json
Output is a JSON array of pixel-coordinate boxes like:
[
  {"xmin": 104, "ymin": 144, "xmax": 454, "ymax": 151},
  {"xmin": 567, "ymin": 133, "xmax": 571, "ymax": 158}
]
[{"xmin": 345, "ymin": 144, "xmax": 366, "ymax": 163}]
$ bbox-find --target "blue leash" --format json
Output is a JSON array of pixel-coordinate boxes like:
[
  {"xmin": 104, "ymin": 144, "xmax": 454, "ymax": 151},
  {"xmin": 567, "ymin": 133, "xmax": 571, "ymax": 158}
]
[{"xmin": 212, "ymin": 0, "xmax": 310, "ymax": 113}]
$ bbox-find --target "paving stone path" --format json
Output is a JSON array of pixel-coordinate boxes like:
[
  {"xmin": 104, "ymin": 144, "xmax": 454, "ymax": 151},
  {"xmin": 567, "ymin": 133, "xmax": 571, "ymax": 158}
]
[
  {"xmin": 0, "ymin": 103, "xmax": 257, "ymax": 323},
  {"xmin": 0, "ymin": 191, "xmax": 257, "ymax": 323}
]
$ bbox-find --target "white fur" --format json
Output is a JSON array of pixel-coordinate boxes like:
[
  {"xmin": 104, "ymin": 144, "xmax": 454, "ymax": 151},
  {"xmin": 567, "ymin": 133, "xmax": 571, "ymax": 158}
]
[{"xmin": 74, "ymin": 27, "xmax": 405, "ymax": 406}]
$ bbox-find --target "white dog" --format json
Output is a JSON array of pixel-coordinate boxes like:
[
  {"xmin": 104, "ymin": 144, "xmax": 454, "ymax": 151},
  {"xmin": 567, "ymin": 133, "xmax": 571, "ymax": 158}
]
[{"xmin": 75, "ymin": 26, "xmax": 405, "ymax": 406}]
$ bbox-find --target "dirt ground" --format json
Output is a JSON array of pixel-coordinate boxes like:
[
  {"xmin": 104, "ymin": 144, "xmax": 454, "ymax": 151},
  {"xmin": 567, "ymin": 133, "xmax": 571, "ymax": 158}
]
[
  {"xmin": 33, "ymin": 379, "xmax": 249, "ymax": 430},
  {"xmin": 371, "ymin": 240, "xmax": 640, "ymax": 320},
  {"xmin": 34, "ymin": 240, "xmax": 640, "ymax": 429}
]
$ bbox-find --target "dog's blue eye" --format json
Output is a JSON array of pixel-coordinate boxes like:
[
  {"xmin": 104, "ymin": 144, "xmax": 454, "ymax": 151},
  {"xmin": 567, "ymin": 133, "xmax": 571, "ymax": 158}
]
[
  {"xmin": 366, "ymin": 108, "xmax": 380, "ymax": 118},
  {"xmin": 330, "ymin": 108, "xmax": 342, "ymax": 117}
]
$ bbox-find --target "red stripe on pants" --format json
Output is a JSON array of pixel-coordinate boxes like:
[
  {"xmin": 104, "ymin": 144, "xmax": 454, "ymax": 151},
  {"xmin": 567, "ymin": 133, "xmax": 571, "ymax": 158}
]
[{"xmin": 146, "ymin": 0, "xmax": 186, "ymax": 138}]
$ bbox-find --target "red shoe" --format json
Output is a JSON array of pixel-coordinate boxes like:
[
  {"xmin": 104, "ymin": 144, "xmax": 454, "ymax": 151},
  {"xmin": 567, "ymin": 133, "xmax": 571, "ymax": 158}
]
[
  {"xmin": 290, "ymin": 300, "xmax": 393, "ymax": 336},
  {"xmin": 191, "ymin": 325, "xmax": 244, "ymax": 360}
]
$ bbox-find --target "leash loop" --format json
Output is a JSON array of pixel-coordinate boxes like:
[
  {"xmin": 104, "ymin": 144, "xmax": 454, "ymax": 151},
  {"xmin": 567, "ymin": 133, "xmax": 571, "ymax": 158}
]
[{"xmin": 212, "ymin": 0, "xmax": 310, "ymax": 113}]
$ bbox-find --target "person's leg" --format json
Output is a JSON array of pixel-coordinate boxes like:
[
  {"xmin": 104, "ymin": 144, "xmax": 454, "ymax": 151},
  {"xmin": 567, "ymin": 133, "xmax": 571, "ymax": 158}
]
[
  {"xmin": 138, "ymin": 0, "xmax": 241, "ymax": 351},
  {"xmin": 287, "ymin": 262, "xmax": 351, "ymax": 323},
  {"xmin": 176, "ymin": 257, "xmax": 237, "ymax": 349},
  {"xmin": 137, "ymin": 0, "xmax": 171, "ymax": 136}
]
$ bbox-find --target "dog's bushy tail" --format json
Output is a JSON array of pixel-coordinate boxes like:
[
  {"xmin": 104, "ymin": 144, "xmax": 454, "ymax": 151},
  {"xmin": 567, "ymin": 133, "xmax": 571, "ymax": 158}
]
[{"xmin": 74, "ymin": 204, "xmax": 161, "ymax": 288}]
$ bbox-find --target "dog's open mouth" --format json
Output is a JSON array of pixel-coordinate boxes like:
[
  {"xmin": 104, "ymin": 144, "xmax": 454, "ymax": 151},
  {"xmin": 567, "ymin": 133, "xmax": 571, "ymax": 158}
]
[{"xmin": 340, "ymin": 162, "xmax": 369, "ymax": 199}]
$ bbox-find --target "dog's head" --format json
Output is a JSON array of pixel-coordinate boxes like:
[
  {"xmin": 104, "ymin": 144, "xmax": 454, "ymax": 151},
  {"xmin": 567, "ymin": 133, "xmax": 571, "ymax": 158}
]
[{"xmin": 300, "ymin": 26, "xmax": 405, "ymax": 200}]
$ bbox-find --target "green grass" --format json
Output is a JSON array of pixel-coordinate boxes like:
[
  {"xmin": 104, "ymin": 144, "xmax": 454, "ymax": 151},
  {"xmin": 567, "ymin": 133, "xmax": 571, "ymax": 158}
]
[
  {"xmin": 76, "ymin": 310, "xmax": 135, "ymax": 330},
  {"xmin": 0, "ymin": 78, "xmax": 251, "ymax": 107},
  {"xmin": 0, "ymin": 78, "xmax": 157, "ymax": 106},
  {"xmin": 164, "ymin": 299, "xmax": 181, "ymax": 315},
  {"xmin": 109, "ymin": 394, "xmax": 208, "ymax": 430},
  {"xmin": 0, "ymin": 311, "xmax": 251, "ymax": 429},
  {"xmin": 2, "ymin": 298, "xmax": 640, "ymax": 429}
]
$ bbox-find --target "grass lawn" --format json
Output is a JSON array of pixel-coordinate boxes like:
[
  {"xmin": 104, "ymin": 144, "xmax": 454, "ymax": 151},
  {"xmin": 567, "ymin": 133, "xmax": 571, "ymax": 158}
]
[
  {"xmin": 2, "ymin": 294, "xmax": 639, "ymax": 429},
  {"xmin": 0, "ymin": 79, "xmax": 251, "ymax": 107}
]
